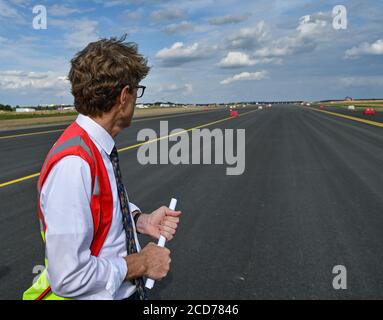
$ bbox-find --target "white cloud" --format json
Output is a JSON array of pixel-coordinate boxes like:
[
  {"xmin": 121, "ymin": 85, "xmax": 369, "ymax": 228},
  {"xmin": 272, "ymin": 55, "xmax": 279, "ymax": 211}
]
[
  {"xmin": 218, "ymin": 52, "xmax": 281, "ymax": 68},
  {"xmin": 0, "ymin": 0, "xmax": 25, "ymax": 23},
  {"xmin": 124, "ymin": 9, "xmax": 144, "ymax": 20},
  {"xmin": 209, "ymin": 14, "xmax": 249, "ymax": 26},
  {"xmin": 156, "ymin": 83, "xmax": 193, "ymax": 95},
  {"xmin": 0, "ymin": 70, "xmax": 69, "ymax": 90},
  {"xmin": 158, "ymin": 83, "xmax": 178, "ymax": 92},
  {"xmin": 8, "ymin": 0, "xmax": 31, "ymax": 6},
  {"xmin": 254, "ymin": 45, "xmax": 293, "ymax": 57},
  {"xmin": 252, "ymin": 13, "xmax": 330, "ymax": 59},
  {"xmin": 184, "ymin": 83, "xmax": 193, "ymax": 95},
  {"xmin": 151, "ymin": 8, "xmax": 184, "ymax": 22},
  {"xmin": 225, "ymin": 21, "xmax": 269, "ymax": 50},
  {"xmin": 99, "ymin": 0, "xmax": 171, "ymax": 6},
  {"xmin": 220, "ymin": 71, "xmax": 268, "ymax": 85},
  {"xmin": 101, "ymin": 0, "xmax": 127, "ymax": 7},
  {"xmin": 0, "ymin": 37, "xmax": 69, "ymax": 72},
  {"xmin": 163, "ymin": 21, "xmax": 194, "ymax": 34},
  {"xmin": 49, "ymin": 4, "xmax": 81, "ymax": 17},
  {"xmin": 0, "ymin": 0, "xmax": 19, "ymax": 19},
  {"xmin": 50, "ymin": 18, "xmax": 100, "ymax": 50},
  {"xmin": 64, "ymin": 20, "xmax": 99, "ymax": 49},
  {"xmin": 218, "ymin": 52, "xmax": 257, "ymax": 68},
  {"xmin": 297, "ymin": 14, "xmax": 328, "ymax": 38},
  {"xmin": 155, "ymin": 42, "xmax": 208, "ymax": 66},
  {"xmin": 345, "ymin": 39, "xmax": 383, "ymax": 58}
]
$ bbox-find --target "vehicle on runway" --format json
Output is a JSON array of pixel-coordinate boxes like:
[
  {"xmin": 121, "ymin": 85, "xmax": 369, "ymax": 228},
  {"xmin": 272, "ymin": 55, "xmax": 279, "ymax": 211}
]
[{"xmin": 363, "ymin": 108, "xmax": 376, "ymax": 115}]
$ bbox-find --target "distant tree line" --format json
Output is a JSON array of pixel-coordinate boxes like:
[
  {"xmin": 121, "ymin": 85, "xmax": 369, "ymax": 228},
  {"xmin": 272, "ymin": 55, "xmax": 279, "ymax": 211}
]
[
  {"xmin": 36, "ymin": 106, "xmax": 55, "ymax": 111},
  {"xmin": 0, "ymin": 104, "xmax": 77, "ymax": 112},
  {"xmin": 0, "ymin": 104, "xmax": 13, "ymax": 111}
]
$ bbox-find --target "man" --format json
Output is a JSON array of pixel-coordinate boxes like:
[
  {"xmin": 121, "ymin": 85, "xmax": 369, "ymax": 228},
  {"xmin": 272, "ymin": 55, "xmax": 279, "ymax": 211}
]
[{"xmin": 23, "ymin": 36, "xmax": 181, "ymax": 300}]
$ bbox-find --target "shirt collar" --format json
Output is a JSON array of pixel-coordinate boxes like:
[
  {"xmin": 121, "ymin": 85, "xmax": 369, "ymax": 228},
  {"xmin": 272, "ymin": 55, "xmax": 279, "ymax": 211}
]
[{"xmin": 76, "ymin": 114, "xmax": 115, "ymax": 155}]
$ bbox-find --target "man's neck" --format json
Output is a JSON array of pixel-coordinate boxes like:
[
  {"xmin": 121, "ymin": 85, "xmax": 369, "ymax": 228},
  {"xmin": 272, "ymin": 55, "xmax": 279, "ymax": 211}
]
[{"xmin": 90, "ymin": 114, "xmax": 122, "ymax": 138}]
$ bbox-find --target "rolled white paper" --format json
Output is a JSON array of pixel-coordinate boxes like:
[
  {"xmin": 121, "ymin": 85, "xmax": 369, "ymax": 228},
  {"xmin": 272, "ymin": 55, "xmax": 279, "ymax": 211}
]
[{"xmin": 145, "ymin": 198, "xmax": 178, "ymax": 289}]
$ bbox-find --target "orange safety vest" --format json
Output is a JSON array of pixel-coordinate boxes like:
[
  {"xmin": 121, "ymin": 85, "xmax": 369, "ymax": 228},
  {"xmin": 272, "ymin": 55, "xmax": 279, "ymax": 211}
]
[{"xmin": 23, "ymin": 121, "xmax": 114, "ymax": 300}]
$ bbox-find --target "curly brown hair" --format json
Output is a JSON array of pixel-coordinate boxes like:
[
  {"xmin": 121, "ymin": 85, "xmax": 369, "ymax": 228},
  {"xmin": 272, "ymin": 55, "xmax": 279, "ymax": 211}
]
[{"xmin": 68, "ymin": 35, "xmax": 150, "ymax": 117}]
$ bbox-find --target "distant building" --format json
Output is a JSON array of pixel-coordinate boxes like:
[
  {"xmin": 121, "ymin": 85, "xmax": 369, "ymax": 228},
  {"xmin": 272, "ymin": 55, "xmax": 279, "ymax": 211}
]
[
  {"xmin": 345, "ymin": 96, "xmax": 353, "ymax": 101},
  {"xmin": 136, "ymin": 104, "xmax": 149, "ymax": 109},
  {"xmin": 63, "ymin": 106, "xmax": 76, "ymax": 111},
  {"xmin": 16, "ymin": 107, "xmax": 35, "ymax": 113}
]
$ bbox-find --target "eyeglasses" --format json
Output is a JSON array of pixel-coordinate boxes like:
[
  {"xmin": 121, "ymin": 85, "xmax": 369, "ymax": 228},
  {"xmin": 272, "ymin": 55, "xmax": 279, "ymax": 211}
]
[{"xmin": 135, "ymin": 85, "xmax": 146, "ymax": 98}]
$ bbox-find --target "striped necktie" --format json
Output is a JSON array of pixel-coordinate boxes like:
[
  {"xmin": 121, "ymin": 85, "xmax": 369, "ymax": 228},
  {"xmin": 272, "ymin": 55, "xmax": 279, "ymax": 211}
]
[{"xmin": 109, "ymin": 146, "xmax": 148, "ymax": 300}]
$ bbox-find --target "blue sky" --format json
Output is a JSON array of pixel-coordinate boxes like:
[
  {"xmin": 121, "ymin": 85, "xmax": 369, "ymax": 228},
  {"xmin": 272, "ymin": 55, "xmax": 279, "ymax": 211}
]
[{"xmin": 0, "ymin": 0, "xmax": 382, "ymax": 106}]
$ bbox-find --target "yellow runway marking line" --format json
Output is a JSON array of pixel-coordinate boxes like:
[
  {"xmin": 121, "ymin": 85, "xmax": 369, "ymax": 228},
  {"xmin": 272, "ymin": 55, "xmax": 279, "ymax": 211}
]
[
  {"xmin": 310, "ymin": 108, "xmax": 383, "ymax": 128},
  {"xmin": 0, "ymin": 173, "xmax": 41, "ymax": 188},
  {"xmin": 0, "ymin": 129, "xmax": 64, "ymax": 140},
  {"xmin": 0, "ymin": 109, "xmax": 257, "ymax": 188},
  {"xmin": 0, "ymin": 110, "xmax": 223, "ymax": 140}
]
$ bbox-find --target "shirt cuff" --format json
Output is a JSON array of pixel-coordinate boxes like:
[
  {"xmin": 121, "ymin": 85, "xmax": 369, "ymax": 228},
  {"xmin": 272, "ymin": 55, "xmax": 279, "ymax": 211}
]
[
  {"xmin": 105, "ymin": 257, "xmax": 128, "ymax": 299},
  {"xmin": 129, "ymin": 202, "xmax": 141, "ymax": 214}
]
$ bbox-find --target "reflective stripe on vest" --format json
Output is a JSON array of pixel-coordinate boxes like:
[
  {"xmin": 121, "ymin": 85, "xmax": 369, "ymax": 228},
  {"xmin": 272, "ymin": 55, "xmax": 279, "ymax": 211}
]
[
  {"xmin": 38, "ymin": 135, "xmax": 95, "ymax": 196},
  {"xmin": 93, "ymin": 176, "xmax": 100, "ymax": 196}
]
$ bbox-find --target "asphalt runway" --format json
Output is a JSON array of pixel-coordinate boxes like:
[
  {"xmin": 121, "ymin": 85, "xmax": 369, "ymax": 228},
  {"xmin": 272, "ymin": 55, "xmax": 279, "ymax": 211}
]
[{"xmin": 0, "ymin": 104, "xmax": 382, "ymax": 300}]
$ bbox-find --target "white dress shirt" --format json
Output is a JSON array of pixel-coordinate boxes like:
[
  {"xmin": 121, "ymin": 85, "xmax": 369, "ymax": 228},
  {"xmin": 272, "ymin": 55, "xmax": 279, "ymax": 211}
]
[{"xmin": 40, "ymin": 114, "xmax": 141, "ymax": 300}]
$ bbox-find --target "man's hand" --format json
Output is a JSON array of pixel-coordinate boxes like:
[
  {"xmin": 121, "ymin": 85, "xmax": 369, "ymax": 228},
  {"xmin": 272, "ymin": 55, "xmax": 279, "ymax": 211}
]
[
  {"xmin": 136, "ymin": 206, "xmax": 181, "ymax": 241},
  {"xmin": 125, "ymin": 243, "xmax": 171, "ymax": 281}
]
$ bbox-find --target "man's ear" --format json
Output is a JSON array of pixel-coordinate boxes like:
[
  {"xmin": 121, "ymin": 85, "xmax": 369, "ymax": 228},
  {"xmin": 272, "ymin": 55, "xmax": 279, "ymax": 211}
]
[{"xmin": 119, "ymin": 85, "xmax": 130, "ymax": 106}]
